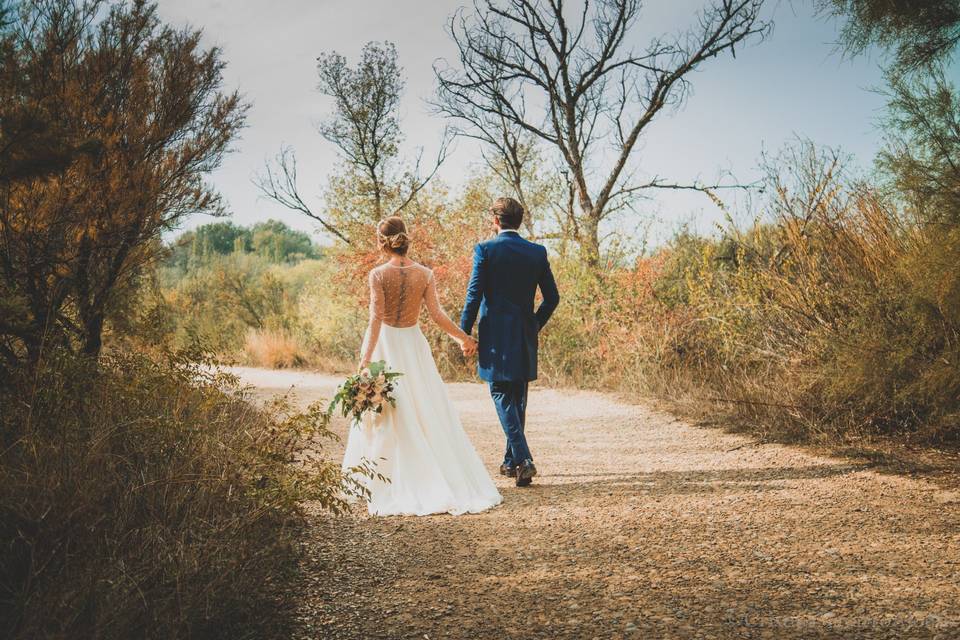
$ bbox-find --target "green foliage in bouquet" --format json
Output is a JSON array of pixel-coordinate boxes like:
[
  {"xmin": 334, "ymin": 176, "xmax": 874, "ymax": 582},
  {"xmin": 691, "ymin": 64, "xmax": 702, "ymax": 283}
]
[{"xmin": 328, "ymin": 360, "xmax": 403, "ymax": 423}]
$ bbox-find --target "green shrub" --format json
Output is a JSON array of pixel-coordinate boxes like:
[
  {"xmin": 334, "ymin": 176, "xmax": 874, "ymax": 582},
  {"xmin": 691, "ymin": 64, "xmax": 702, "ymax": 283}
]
[{"xmin": 292, "ymin": 257, "xmax": 365, "ymax": 370}]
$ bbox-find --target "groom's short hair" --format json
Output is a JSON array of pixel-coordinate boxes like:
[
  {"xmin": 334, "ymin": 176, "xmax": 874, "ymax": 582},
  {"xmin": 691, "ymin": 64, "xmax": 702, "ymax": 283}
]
[{"xmin": 490, "ymin": 197, "xmax": 523, "ymax": 230}]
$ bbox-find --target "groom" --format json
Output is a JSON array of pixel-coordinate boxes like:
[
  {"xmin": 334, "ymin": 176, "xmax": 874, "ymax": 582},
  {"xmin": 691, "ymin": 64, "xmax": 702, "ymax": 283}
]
[{"xmin": 460, "ymin": 197, "xmax": 560, "ymax": 487}]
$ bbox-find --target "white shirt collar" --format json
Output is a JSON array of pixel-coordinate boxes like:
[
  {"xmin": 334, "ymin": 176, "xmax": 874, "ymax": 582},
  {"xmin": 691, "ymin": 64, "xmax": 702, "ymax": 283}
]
[{"xmin": 498, "ymin": 229, "xmax": 520, "ymax": 235}]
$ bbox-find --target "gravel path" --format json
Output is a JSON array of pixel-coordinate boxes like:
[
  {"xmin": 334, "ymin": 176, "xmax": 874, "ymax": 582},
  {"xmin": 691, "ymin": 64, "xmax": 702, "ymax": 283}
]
[{"xmin": 230, "ymin": 367, "xmax": 960, "ymax": 640}]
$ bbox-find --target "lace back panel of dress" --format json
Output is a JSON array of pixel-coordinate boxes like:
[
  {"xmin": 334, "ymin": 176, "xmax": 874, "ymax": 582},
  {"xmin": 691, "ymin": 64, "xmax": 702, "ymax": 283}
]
[{"xmin": 372, "ymin": 263, "xmax": 431, "ymax": 328}]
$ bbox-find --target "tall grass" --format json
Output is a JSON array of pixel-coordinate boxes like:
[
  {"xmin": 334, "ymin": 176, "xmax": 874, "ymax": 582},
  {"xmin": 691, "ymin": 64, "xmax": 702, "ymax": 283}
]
[
  {"xmin": 0, "ymin": 348, "xmax": 360, "ymax": 639},
  {"xmin": 244, "ymin": 328, "xmax": 307, "ymax": 368}
]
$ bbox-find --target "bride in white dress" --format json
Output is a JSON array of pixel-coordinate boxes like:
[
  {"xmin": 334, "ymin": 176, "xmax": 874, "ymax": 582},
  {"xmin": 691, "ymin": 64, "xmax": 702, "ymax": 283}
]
[{"xmin": 341, "ymin": 217, "xmax": 503, "ymax": 516}]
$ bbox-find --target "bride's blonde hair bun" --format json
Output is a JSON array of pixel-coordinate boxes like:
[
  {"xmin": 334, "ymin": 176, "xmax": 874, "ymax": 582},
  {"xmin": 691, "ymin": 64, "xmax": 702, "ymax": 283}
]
[{"xmin": 376, "ymin": 216, "xmax": 410, "ymax": 256}]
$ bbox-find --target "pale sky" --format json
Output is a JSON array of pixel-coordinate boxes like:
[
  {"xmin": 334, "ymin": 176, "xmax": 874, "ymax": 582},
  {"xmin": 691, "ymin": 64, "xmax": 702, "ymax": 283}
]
[{"xmin": 154, "ymin": 0, "xmax": 929, "ymax": 245}]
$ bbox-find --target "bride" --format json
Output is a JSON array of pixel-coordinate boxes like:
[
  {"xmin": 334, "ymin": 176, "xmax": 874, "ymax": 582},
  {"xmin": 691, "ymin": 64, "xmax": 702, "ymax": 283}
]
[{"xmin": 341, "ymin": 216, "xmax": 503, "ymax": 516}]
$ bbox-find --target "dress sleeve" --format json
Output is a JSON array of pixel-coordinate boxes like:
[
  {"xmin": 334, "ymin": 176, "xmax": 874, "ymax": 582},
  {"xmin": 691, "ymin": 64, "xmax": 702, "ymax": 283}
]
[
  {"xmin": 424, "ymin": 270, "xmax": 469, "ymax": 342},
  {"xmin": 359, "ymin": 270, "xmax": 384, "ymax": 365}
]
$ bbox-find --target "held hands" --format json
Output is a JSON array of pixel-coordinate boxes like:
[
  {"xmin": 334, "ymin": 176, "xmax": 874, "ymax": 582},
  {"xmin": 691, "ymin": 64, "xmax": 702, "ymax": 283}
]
[{"xmin": 458, "ymin": 335, "xmax": 478, "ymax": 358}]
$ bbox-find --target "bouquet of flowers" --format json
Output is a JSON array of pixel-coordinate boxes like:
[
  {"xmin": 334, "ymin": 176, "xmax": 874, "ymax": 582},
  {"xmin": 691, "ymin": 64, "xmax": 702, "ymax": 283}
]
[{"xmin": 328, "ymin": 360, "xmax": 403, "ymax": 424}]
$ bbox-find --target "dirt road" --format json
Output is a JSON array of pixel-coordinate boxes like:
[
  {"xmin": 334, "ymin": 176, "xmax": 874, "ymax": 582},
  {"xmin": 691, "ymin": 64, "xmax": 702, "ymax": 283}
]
[{"xmin": 232, "ymin": 367, "xmax": 960, "ymax": 640}]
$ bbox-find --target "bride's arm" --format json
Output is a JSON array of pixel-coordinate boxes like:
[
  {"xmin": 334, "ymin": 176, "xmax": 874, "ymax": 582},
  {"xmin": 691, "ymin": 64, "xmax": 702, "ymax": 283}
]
[
  {"xmin": 358, "ymin": 270, "xmax": 384, "ymax": 370},
  {"xmin": 424, "ymin": 270, "xmax": 471, "ymax": 345}
]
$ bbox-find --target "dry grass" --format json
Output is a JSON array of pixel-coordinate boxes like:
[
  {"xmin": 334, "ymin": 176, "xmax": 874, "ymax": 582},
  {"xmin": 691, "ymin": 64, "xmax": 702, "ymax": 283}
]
[
  {"xmin": 536, "ymin": 145, "xmax": 960, "ymax": 447},
  {"xmin": 245, "ymin": 328, "xmax": 307, "ymax": 369}
]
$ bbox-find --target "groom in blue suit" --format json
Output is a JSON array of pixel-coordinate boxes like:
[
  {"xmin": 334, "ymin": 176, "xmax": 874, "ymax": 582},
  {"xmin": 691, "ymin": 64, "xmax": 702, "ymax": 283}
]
[{"xmin": 460, "ymin": 197, "xmax": 560, "ymax": 487}]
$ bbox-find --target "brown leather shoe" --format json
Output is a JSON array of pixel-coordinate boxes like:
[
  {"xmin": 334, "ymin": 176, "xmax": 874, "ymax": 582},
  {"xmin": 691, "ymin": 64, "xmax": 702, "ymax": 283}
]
[
  {"xmin": 515, "ymin": 460, "xmax": 536, "ymax": 487},
  {"xmin": 499, "ymin": 463, "xmax": 517, "ymax": 478}
]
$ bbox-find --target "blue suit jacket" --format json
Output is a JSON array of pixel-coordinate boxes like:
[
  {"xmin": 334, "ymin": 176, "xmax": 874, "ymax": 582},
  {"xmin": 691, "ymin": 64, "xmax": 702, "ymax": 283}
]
[{"xmin": 460, "ymin": 231, "xmax": 560, "ymax": 382}]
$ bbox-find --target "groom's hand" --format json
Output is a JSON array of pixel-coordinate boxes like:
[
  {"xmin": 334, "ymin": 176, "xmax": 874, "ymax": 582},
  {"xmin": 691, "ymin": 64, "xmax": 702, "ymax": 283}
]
[{"xmin": 461, "ymin": 336, "xmax": 478, "ymax": 357}]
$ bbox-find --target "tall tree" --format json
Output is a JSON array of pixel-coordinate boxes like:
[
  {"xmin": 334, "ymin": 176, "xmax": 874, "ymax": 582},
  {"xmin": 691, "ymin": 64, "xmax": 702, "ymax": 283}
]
[
  {"xmin": 821, "ymin": 1, "xmax": 960, "ymax": 223},
  {"xmin": 435, "ymin": 0, "xmax": 770, "ymax": 265},
  {"xmin": 318, "ymin": 41, "xmax": 403, "ymax": 221},
  {"xmin": 880, "ymin": 68, "xmax": 960, "ymax": 223},
  {"xmin": 258, "ymin": 41, "xmax": 448, "ymax": 244},
  {"xmin": 0, "ymin": 0, "xmax": 246, "ymax": 364}
]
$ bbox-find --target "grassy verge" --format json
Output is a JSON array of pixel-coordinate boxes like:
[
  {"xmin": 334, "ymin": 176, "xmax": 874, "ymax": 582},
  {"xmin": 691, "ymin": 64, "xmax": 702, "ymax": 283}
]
[{"xmin": 0, "ymin": 348, "xmax": 358, "ymax": 639}]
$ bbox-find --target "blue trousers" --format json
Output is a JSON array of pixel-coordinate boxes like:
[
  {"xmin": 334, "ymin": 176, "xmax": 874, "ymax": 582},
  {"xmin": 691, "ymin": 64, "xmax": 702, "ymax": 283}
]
[{"xmin": 489, "ymin": 380, "xmax": 531, "ymax": 466}]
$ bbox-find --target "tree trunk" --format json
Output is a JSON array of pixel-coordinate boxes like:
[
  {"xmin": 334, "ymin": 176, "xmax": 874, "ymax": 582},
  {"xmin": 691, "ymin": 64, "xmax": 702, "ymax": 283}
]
[
  {"xmin": 81, "ymin": 314, "xmax": 104, "ymax": 358},
  {"xmin": 580, "ymin": 208, "xmax": 601, "ymax": 269}
]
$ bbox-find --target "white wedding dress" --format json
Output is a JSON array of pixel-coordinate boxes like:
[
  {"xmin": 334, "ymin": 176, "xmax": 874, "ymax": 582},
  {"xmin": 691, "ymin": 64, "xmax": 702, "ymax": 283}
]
[{"xmin": 341, "ymin": 261, "xmax": 502, "ymax": 516}]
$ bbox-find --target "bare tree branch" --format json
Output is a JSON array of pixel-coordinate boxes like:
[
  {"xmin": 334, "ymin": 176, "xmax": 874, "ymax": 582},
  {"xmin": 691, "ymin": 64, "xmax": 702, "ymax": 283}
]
[
  {"xmin": 391, "ymin": 128, "xmax": 454, "ymax": 216},
  {"xmin": 257, "ymin": 41, "xmax": 450, "ymax": 244},
  {"xmin": 254, "ymin": 145, "xmax": 351, "ymax": 245},
  {"xmin": 435, "ymin": 0, "xmax": 771, "ymax": 264}
]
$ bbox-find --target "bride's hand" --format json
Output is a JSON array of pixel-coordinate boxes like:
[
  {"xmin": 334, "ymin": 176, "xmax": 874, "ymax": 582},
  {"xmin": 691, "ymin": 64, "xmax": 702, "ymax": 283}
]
[
  {"xmin": 358, "ymin": 359, "xmax": 370, "ymax": 373},
  {"xmin": 458, "ymin": 336, "xmax": 478, "ymax": 357}
]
